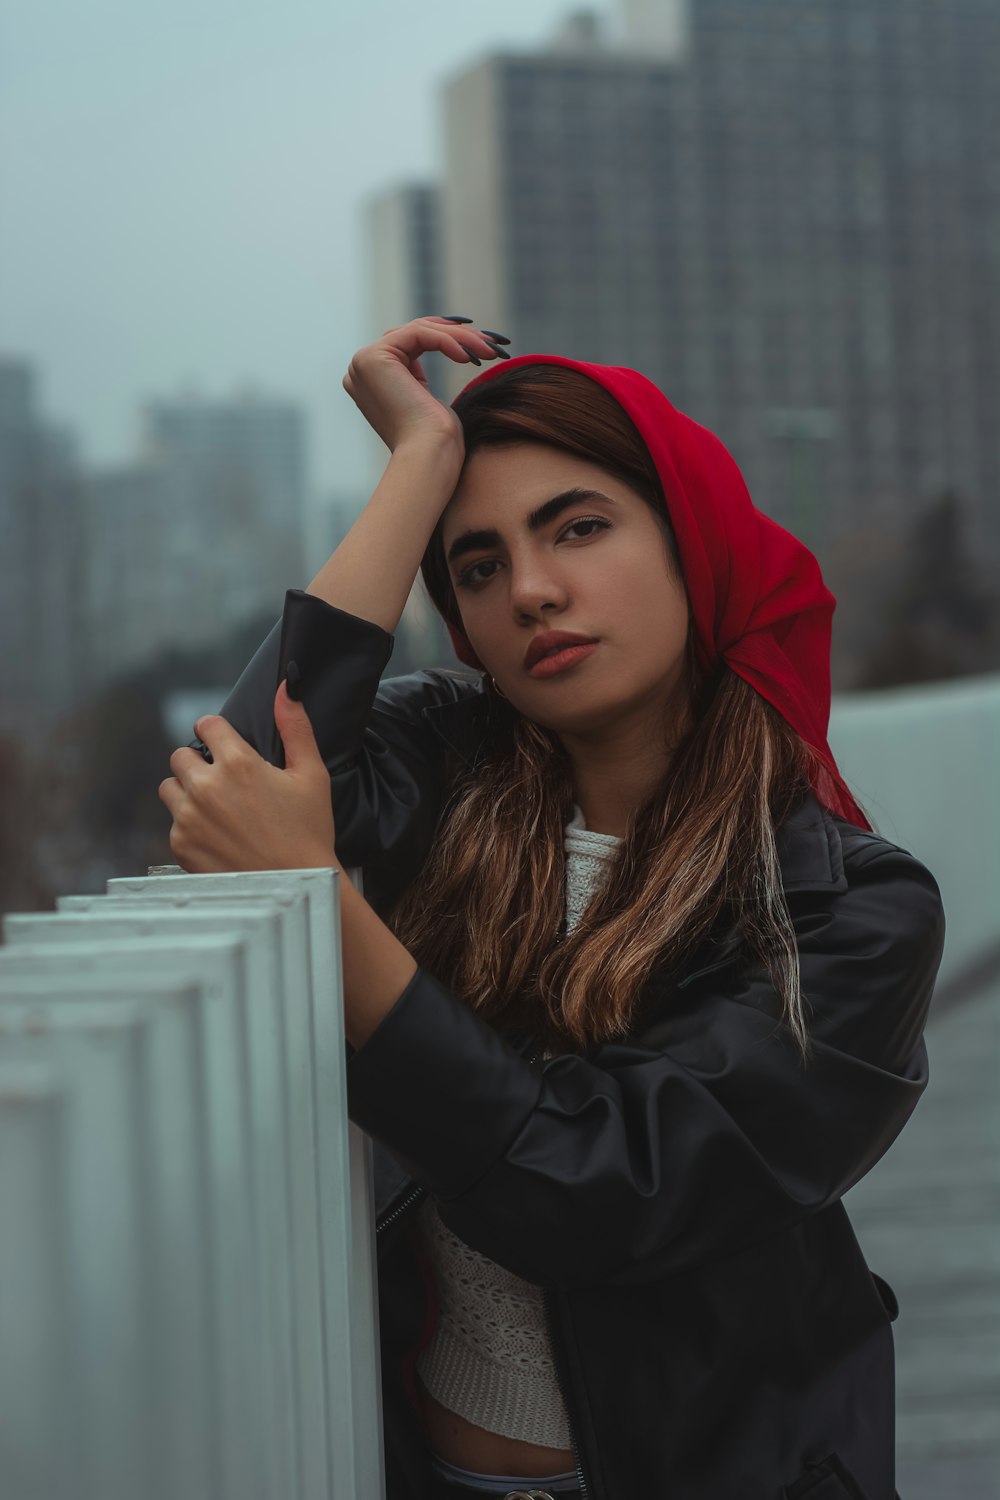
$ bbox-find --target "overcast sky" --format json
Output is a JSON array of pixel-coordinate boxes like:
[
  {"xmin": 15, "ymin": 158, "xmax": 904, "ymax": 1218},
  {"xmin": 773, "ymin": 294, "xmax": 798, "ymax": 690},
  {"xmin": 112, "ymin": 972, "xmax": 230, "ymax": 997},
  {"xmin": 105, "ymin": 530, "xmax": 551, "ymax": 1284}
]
[{"xmin": 1, "ymin": 0, "xmax": 614, "ymax": 497}]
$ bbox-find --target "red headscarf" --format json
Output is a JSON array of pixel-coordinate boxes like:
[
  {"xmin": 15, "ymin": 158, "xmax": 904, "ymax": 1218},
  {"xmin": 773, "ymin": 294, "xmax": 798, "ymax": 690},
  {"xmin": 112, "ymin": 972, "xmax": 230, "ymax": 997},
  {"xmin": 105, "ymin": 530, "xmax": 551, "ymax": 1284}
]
[{"xmin": 445, "ymin": 354, "xmax": 870, "ymax": 831}]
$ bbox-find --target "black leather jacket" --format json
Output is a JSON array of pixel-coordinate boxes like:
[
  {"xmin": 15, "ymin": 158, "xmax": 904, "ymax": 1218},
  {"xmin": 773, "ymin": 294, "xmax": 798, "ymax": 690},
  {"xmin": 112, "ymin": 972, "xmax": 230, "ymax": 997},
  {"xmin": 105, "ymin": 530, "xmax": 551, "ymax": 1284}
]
[{"xmin": 204, "ymin": 589, "xmax": 946, "ymax": 1500}]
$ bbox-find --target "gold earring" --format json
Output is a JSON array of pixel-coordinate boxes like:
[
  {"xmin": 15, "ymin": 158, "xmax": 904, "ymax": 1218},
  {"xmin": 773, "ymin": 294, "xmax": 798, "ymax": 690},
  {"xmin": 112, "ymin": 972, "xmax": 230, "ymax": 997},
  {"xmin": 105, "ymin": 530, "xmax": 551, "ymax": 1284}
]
[{"xmin": 491, "ymin": 676, "xmax": 507, "ymax": 699}]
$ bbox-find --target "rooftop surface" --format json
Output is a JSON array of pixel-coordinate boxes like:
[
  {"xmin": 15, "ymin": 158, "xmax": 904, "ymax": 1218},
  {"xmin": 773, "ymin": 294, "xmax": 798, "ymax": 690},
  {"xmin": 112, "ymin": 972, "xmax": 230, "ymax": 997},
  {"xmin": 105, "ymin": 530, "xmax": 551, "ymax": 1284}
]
[{"xmin": 845, "ymin": 977, "xmax": 1000, "ymax": 1498}]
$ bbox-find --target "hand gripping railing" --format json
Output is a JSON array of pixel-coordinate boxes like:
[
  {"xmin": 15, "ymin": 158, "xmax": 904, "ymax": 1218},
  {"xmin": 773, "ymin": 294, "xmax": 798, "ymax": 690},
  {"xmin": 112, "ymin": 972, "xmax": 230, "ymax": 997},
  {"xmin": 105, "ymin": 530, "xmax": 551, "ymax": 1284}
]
[{"xmin": 0, "ymin": 863, "xmax": 384, "ymax": 1500}]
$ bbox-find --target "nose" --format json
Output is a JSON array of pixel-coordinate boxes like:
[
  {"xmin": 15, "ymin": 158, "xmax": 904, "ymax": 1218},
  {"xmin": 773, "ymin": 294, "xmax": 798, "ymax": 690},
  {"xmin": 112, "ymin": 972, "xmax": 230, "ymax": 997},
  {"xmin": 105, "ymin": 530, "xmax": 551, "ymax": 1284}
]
[{"xmin": 508, "ymin": 551, "xmax": 570, "ymax": 621}]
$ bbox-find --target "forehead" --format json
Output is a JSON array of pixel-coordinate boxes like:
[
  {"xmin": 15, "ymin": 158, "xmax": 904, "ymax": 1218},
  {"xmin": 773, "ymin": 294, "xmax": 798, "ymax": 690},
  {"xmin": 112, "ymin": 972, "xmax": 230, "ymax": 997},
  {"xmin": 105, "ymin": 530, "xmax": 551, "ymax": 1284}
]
[{"xmin": 442, "ymin": 441, "xmax": 638, "ymax": 537}]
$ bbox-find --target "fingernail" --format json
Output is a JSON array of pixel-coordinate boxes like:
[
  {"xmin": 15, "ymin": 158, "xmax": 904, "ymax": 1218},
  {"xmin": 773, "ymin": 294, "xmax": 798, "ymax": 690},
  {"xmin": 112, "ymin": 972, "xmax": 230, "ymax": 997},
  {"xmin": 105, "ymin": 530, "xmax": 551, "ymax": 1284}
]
[
  {"xmin": 483, "ymin": 339, "xmax": 511, "ymax": 359},
  {"xmin": 457, "ymin": 342, "xmax": 482, "ymax": 366},
  {"xmin": 441, "ymin": 314, "xmax": 474, "ymax": 323},
  {"xmin": 286, "ymin": 659, "xmax": 303, "ymax": 701},
  {"xmin": 480, "ymin": 330, "xmax": 511, "ymax": 344}
]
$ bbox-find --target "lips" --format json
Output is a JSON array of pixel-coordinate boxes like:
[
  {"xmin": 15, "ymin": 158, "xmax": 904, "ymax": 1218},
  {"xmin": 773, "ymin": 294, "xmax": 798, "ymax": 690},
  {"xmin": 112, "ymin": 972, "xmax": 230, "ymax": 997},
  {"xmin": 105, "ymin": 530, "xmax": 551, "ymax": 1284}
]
[{"xmin": 523, "ymin": 631, "xmax": 599, "ymax": 671}]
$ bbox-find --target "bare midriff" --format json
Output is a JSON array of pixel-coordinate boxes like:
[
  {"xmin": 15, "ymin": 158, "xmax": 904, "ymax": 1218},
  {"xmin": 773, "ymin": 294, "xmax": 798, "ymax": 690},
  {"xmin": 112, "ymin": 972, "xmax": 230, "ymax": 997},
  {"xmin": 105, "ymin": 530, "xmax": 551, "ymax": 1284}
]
[{"xmin": 416, "ymin": 1371, "xmax": 576, "ymax": 1477}]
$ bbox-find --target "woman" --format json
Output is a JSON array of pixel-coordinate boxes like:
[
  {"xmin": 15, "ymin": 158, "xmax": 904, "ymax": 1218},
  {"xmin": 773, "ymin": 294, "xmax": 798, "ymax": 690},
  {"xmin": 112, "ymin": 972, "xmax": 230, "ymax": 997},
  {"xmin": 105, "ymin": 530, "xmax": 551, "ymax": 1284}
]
[{"xmin": 160, "ymin": 317, "xmax": 946, "ymax": 1500}]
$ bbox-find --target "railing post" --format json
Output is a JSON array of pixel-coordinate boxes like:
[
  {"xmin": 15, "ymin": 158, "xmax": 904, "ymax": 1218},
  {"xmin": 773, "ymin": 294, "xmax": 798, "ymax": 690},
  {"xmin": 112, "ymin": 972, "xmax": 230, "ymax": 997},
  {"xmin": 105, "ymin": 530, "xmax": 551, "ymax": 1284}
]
[{"xmin": 0, "ymin": 862, "xmax": 384, "ymax": 1500}]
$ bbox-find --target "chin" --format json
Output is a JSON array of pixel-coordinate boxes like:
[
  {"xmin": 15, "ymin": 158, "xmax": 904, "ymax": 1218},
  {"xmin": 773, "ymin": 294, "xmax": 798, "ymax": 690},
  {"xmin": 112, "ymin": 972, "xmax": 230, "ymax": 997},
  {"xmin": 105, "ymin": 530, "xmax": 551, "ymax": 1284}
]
[{"xmin": 534, "ymin": 696, "xmax": 624, "ymax": 737}]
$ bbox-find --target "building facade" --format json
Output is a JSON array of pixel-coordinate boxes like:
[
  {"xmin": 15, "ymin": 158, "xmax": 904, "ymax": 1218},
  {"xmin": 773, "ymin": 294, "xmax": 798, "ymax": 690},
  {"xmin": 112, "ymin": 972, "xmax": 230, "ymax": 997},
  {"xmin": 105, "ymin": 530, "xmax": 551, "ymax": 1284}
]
[
  {"xmin": 367, "ymin": 184, "xmax": 445, "ymax": 386},
  {"xmin": 0, "ymin": 357, "xmax": 87, "ymax": 732},
  {"xmin": 430, "ymin": 0, "xmax": 999, "ymax": 559},
  {"xmin": 74, "ymin": 389, "xmax": 309, "ymax": 693},
  {"xmin": 136, "ymin": 390, "xmax": 309, "ymax": 654}
]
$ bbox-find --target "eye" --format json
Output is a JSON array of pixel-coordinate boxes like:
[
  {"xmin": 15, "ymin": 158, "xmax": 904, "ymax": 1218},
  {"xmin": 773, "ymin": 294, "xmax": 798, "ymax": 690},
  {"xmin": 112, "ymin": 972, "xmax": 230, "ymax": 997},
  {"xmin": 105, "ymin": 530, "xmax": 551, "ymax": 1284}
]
[
  {"xmin": 455, "ymin": 561, "xmax": 500, "ymax": 588},
  {"xmin": 452, "ymin": 516, "xmax": 611, "ymax": 585},
  {"xmin": 560, "ymin": 519, "xmax": 614, "ymax": 543}
]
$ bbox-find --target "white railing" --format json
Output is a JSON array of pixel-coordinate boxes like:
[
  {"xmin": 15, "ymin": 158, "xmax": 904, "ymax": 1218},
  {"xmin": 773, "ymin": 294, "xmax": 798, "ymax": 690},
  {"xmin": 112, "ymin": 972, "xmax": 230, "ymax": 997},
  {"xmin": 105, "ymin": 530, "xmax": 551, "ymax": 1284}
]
[{"xmin": 0, "ymin": 865, "xmax": 383, "ymax": 1500}]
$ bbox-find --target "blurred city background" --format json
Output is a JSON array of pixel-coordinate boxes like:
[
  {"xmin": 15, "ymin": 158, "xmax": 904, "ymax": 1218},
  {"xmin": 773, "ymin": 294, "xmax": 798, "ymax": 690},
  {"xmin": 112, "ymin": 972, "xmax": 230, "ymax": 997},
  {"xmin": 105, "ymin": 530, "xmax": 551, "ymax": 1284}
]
[{"xmin": 1, "ymin": 1, "xmax": 997, "ymax": 1491}]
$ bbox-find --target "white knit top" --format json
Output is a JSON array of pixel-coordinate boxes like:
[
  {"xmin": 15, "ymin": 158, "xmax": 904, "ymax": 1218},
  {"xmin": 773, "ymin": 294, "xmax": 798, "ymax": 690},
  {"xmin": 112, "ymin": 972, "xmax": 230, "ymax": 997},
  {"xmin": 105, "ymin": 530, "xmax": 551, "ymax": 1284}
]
[{"xmin": 415, "ymin": 804, "xmax": 622, "ymax": 1447}]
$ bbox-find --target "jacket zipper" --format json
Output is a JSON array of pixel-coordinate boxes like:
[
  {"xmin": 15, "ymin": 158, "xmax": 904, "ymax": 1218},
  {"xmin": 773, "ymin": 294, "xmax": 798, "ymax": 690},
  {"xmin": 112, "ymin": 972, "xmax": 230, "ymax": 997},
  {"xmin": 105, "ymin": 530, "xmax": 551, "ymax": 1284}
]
[
  {"xmin": 540, "ymin": 1285, "xmax": 592, "ymax": 1500},
  {"xmin": 375, "ymin": 1182, "xmax": 427, "ymax": 1239},
  {"xmin": 527, "ymin": 1044, "xmax": 593, "ymax": 1500}
]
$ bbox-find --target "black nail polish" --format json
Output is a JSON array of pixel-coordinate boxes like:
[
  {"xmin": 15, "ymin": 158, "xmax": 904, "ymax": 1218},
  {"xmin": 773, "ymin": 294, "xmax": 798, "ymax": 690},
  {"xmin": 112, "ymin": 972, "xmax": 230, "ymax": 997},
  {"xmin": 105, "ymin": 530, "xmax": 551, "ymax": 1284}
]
[
  {"xmin": 457, "ymin": 342, "xmax": 482, "ymax": 366},
  {"xmin": 286, "ymin": 659, "xmax": 303, "ymax": 701},
  {"xmin": 480, "ymin": 330, "xmax": 511, "ymax": 344},
  {"xmin": 441, "ymin": 314, "xmax": 474, "ymax": 323},
  {"xmin": 483, "ymin": 339, "xmax": 511, "ymax": 359}
]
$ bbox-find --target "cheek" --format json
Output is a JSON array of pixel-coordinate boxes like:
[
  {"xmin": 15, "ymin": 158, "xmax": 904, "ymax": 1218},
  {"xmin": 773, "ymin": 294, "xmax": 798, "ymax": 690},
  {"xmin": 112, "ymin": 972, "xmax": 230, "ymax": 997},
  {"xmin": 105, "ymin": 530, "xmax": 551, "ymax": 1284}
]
[
  {"xmin": 599, "ymin": 547, "xmax": 683, "ymax": 624},
  {"xmin": 613, "ymin": 562, "xmax": 689, "ymax": 668},
  {"xmin": 453, "ymin": 592, "xmax": 502, "ymax": 664}
]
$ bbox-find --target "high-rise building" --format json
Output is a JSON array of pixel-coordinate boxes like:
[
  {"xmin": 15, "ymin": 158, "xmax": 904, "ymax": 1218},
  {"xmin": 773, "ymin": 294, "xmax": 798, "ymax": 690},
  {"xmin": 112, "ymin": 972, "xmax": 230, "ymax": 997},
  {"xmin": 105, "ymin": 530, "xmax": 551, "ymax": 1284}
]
[
  {"xmin": 136, "ymin": 389, "xmax": 309, "ymax": 654},
  {"xmin": 364, "ymin": 184, "xmax": 462, "ymax": 667},
  {"xmin": 428, "ymin": 0, "xmax": 1000, "ymax": 558},
  {"xmin": 0, "ymin": 357, "xmax": 87, "ymax": 731},
  {"xmin": 77, "ymin": 391, "xmax": 309, "ymax": 691},
  {"xmin": 82, "ymin": 461, "xmax": 176, "ymax": 683},
  {"xmin": 618, "ymin": 0, "xmax": 691, "ymax": 57},
  {"xmin": 367, "ymin": 185, "xmax": 445, "ymax": 381}
]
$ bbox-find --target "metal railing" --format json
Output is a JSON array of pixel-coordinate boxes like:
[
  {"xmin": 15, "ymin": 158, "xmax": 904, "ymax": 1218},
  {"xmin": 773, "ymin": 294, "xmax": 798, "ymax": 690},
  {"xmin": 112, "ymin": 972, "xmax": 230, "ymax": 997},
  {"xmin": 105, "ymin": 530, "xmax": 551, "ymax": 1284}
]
[{"xmin": 0, "ymin": 864, "xmax": 383, "ymax": 1500}]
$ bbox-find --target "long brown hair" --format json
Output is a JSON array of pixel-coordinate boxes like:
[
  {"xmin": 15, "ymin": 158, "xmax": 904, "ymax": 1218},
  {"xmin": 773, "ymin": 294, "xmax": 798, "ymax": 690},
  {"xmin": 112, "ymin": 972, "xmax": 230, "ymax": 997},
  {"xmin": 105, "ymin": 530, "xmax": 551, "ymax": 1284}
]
[{"xmin": 387, "ymin": 366, "xmax": 845, "ymax": 1062}]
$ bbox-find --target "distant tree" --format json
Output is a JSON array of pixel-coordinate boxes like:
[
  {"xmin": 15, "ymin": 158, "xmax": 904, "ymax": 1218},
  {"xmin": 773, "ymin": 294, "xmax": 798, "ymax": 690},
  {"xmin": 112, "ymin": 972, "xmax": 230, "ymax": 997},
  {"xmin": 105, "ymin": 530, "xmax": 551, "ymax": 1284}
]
[
  {"xmin": 33, "ymin": 609, "xmax": 282, "ymax": 899},
  {"xmin": 146, "ymin": 608, "xmax": 279, "ymax": 693},
  {"xmin": 855, "ymin": 489, "xmax": 1000, "ymax": 689},
  {"xmin": 11, "ymin": 600, "xmax": 472, "ymax": 908},
  {"xmin": 50, "ymin": 673, "xmax": 176, "ymax": 890},
  {"xmin": 56, "ymin": 604, "xmax": 324, "ymax": 863}
]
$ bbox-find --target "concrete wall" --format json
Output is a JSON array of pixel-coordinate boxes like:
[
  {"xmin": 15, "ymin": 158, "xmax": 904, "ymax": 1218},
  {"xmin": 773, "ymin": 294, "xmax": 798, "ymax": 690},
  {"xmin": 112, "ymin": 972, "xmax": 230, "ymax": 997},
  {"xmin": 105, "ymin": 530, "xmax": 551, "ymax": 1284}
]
[{"xmin": 829, "ymin": 672, "xmax": 1000, "ymax": 986}]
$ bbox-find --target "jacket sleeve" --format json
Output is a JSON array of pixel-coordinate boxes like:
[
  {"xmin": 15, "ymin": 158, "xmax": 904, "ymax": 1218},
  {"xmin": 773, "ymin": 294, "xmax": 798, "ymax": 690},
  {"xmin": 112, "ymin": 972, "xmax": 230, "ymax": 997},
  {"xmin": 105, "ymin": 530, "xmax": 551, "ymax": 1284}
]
[
  {"xmin": 191, "ymin": 588, "xmax": 479, "ymax": 911},
  {"xmin": 345, "ymin": 841, "xmax": 946, "ymax": 1287}
]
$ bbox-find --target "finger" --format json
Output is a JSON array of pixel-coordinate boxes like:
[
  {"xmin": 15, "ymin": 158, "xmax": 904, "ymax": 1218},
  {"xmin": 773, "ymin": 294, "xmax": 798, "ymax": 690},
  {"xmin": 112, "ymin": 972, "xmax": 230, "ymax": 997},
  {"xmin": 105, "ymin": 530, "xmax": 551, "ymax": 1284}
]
[
  {"xmin": 168, "ymin": 745, "xmax": 208, "ymax": 782},
  {"xmin": 421, "ymin": 316, "xmax": 511, "ymax": 355},
  {"xmin": 193, "ymin": 713, "xmax": 249, "ymax": 760},
  {"xmin": 377, "ymin": 319, "xmax": 504, "ymax": 367},
  {"xmin": 157, "ymin": 776, "xmax": 184, "ymax": 814},
  {"xmin": 377, "ymin": 322, "xmax": 478, "ymax": 366},
  {"xmin": 271, "ymin": 681, "xmax": 322, "ymax": 774}
]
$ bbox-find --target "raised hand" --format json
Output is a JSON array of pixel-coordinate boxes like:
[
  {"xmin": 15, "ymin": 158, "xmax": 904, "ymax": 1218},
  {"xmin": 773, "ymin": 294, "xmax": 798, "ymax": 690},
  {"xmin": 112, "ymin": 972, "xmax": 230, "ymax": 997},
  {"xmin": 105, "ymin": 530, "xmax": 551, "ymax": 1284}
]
[{"xmin": 342, "ymin": 315, "xmax": 510, "ymax": 457}]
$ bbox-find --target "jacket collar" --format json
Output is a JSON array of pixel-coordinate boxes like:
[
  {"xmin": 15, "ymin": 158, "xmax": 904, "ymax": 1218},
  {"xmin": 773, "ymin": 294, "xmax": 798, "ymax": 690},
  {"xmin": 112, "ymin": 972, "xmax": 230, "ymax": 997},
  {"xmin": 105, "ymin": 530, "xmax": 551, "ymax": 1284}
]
[
  {"xmin": 774, "ymin": 791, "xmax": 848, "ymax": 894},
  {"xmin": 421, "ymin": 682, "xmax": 494, "ymax": 770},
  {"xmin": 421, "ymin": 689, "xmax": 848, "ymax": 896}
]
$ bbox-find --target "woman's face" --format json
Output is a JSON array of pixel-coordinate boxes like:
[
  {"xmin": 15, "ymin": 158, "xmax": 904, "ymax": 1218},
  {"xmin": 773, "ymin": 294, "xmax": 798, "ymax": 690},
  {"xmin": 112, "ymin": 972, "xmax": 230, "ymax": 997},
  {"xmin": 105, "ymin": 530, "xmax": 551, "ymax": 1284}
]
[{"xmin": 441, "ymin": 441, "xmax": 692, "ymax": 742}]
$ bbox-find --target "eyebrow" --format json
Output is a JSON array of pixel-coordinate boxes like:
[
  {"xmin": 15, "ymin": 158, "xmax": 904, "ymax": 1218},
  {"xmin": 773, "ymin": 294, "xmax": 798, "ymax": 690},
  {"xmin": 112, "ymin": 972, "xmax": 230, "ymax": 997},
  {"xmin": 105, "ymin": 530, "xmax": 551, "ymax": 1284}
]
[{"xmin": 445, "ymin": 487, "xmax": 616, "ymax": 568}]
